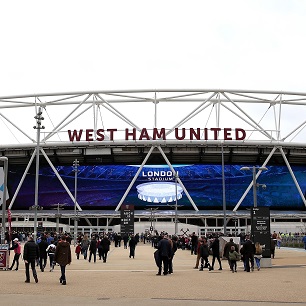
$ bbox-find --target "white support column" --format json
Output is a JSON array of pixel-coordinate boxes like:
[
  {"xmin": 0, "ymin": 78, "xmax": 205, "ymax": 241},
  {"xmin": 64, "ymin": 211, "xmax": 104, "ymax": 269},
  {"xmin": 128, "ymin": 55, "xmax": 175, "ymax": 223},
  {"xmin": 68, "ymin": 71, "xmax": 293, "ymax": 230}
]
[
  {"xmin": 279, "ymin": 147, "xmax": 306, "ymax": 207},
  {"xmin": 115, "ymin": 146, "xmax": 155, "ymax": 211},
  {"xmin": 157, "ymin": 146, "xmax": 199, "ymax": 211},
  {"xmin": 41, "ymin": 149, "xmax": 83, "ymax": 211},
  {"xmin": 233, "ymin": 146, "xmax": 277, "ymax": 212},
  {"xmin": 0, "ymin": 157, "xmax": 8, "ymax": 244}
]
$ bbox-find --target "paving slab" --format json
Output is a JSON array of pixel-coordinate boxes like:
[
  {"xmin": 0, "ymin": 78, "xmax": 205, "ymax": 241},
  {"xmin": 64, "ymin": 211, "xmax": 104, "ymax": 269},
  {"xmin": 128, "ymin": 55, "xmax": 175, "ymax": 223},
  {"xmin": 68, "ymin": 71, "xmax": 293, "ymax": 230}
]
[{"xmin": 1, "ymin": 243, "xmax": 306, "ymax": 306}]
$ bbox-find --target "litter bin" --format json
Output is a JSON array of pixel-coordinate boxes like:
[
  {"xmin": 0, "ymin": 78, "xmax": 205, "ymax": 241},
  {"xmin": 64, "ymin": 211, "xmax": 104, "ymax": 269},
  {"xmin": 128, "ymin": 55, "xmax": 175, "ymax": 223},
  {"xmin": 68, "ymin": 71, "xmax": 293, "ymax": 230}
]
[{"xmin": 0, "ymin": 244, "xmax": 9, "ymax": 270}]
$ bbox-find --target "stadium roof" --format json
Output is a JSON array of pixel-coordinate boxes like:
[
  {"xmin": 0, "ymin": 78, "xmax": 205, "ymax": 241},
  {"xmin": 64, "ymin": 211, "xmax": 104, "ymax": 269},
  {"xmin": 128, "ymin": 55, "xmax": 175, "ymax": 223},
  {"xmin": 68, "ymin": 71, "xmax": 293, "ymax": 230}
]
[
  {"xmin": 0, "ymin": 89, "xmax": 306, "ymax": 166},
  {"xmin": 1, "ymin": 90, "xmax": 306, "ymax": 215}
]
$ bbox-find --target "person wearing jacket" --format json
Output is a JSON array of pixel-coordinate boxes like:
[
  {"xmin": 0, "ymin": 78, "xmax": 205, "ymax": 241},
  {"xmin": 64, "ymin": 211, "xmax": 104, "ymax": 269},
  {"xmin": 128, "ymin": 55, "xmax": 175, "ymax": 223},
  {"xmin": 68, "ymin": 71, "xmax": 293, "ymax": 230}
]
[
  {"xmin": 190, "ymin": 232, "xmax": 198, "ymax": 255},
  {"xmin": 38, "ymin": 236, "xmax": 49, "ymax": 272},
  {"xmin": 168, "ymin": 235, "xmax": 178, "ymax": 274},
  {"xmin": 242, "ymin": 235, "xmax": 255, "ymax": 272},
  {"xmin": 209, "ymin": 236, "xmax": 222, "ymax": 271},
  {"xmin": 80, "ymin": 234, "xmax": 90, "ymax": 260},
  {"xmin": 23, "ymin": 235, "xmax": 39, "ymax": 283},
  {"xmin": 128, "ymin": 234, "xmax": 137, "ymax": 258},
  {"xmin": 156, "ymin": 234, "xmax": 172, "ymax": 275},
  {"xmin": 100, "ymin": 235, "xmax": 111, "ymax": 262},
  {"xmin": 193, "ymin": 237, "xmax": 203, "ymax": 269},
  {"xmin": 8, "ymin": 238, "xmax": 21, "ymax": 271},
  {"xmin": 55, "ymin": 235, "xmax": 72, "ymax": 285},
  {"xmin": 223, "ymin": 238, "xmax": 239, "ymax": 270},
  {"xmin": 88, "ymin": 236, "xmax": 97, "ymax": 263},
  {"xmin": 122, "ymin": 233, "xmax": 129, "ymax": 249},
  {"xmin": 46, "ymin": 240, "xmax": 56, "ymax": 272},
  {"xmin": 199, "ymin": 237, "xmax": 211, "ymax": 271},
  {"xmin": 228, "ymin": 245, "xmax": 240, "ymax": 273}
]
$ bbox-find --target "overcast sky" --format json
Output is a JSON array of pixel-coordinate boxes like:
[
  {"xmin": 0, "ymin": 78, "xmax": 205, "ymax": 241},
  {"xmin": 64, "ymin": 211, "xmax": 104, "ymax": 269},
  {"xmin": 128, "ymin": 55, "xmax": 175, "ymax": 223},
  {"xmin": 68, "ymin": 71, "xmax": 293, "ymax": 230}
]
[{"xmin": 1, "ymin": 0, "xmax": 306, "ymax": 97}]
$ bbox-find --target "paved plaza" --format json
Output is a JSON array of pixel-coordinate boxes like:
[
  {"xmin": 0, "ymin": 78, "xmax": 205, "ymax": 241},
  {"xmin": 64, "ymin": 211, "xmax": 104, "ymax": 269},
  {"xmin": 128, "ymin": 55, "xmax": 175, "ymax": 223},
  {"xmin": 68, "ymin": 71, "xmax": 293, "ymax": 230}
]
[{"xmin": 1, "ymin": 242, "xmax": 306, "ymax": 306}]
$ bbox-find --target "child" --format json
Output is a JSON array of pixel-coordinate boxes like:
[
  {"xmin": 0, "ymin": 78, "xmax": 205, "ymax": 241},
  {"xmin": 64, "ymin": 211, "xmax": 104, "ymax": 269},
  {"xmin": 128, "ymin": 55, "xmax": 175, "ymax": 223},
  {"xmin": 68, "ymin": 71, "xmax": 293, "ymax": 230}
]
[
  {"xmin": 75, "ymin": 243, "xmax": 81, "ymax": 260},
  {"xmin": 228, "ymin": 245, "xmax": 240, "ymax": 273}
]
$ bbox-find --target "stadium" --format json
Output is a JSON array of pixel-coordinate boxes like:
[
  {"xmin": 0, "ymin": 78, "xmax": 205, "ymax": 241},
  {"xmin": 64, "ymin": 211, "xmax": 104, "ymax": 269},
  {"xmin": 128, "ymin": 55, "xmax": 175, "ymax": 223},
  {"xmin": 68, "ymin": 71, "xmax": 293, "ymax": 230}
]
[{"xmin": 0, "ymin": 89, "xmax": 306, "ymax": 237}]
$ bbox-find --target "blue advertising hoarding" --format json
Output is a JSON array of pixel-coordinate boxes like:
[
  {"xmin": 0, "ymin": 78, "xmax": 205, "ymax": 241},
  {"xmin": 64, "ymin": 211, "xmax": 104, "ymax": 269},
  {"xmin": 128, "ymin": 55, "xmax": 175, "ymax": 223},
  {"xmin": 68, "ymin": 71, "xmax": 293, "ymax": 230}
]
[{"xmin": 7, "ymin": 164, "xmax": 306, "ymax": 210}]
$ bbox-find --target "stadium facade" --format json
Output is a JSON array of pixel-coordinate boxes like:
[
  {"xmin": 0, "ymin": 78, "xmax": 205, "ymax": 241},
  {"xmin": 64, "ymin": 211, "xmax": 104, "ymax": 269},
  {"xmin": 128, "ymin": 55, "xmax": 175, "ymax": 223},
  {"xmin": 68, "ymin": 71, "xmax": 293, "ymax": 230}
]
[{"xmin": 0, "ymin": 89, "xmax": 306, "ymax": 236}]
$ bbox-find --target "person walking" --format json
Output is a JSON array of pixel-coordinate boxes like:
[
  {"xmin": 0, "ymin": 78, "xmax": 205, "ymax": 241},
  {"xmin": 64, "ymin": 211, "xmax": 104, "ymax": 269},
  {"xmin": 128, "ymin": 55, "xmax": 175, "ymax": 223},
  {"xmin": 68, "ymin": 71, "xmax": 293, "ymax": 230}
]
[
  {"xmin": 38, "ymin": 236, "xmax": 49, "ymax": 272},
  {"xmin": 190, "ymin": 232, "xmax": 198, "ymax": 255},
  {"xmin": 199, "ymin": 237, "xmax": 211, "ymax": 271},
  {"xmin": 122, "ymin": 233, "xmax": 129, "ymax": 249},
  {"xmin": 223, "ymin": 238, "xmax": 239, "ymax": 270},
  {"xmin": 80, "ymin": 234, "xmax": 90, "ymax": 260},
  {"xmin": 23, "ymin": 235, "xmax": 39, "ymax": 283},
  {"xmin": 209, "ymin": 236, "xmax": 222, "ymax": 271},
  {"xmin": 156, "ymin": 234, "xmax": 172, "ymax": 275},
  {"xmin": 46, "ymin": 240, "xmax": 56, "ymax": 272},
  {"xmin": 8, "ymin": 238, "xmax": 21, "ymax": 271},
  {"xmin": 302, "ymin": 234, "xmax": 306, "ymax": 250},
  {"xmin": 242, "ymin": 235, "xmax": 255, "ymax": 272},
  {"xmin": 128, "ymin": 234, "xmax": 137, "ymax": 258},
  {"xmin": 168, "ymin": 236, "xmax": 178, "ymax": 274},
  {"xmin": 75, "ymin": 243, "xmax": 81, "ymax": 260},
  {"xmin": 270, "ymin": 236, "xmax": 276, "ymax": 258},
  {"xmin": 254, "ymin": 242, "xmax": 263, "ymax": 270},
  {"xmin": 276, "ymin": 232, "xmax": 282, "ymax": 249},
  {"xmin": 54, "ymin": 235, "xmax": 72, "ymax": 285},
  {"xmin": 117, "ymin": 233, "xmax": 122, "ymax": 247},
  {"xmin": 97, "ymin": 237, "xmax": 102, "ymax": 260},
  {"xmin": 193, "ymin": 237, "xmax": 203, "ymax": 269},
  {"xmin": 100, "ymin": 234, "xmax": 111, "ymax": 262},
  {"xmin": 88, "ymin": 236, "xmax": 97, "ymax": 263},
  {"xmin": 228, "ymin": 245, "xmax": 240, "ymax": 273}
]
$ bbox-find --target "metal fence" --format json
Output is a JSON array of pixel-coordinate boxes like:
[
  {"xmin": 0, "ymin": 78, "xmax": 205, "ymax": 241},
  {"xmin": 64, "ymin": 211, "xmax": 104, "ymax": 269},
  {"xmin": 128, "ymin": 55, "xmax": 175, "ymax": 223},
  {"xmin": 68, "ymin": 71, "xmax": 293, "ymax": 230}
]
[{"xmin": 279, "ymin": 236, "xmax": 305, "ymax": 248}]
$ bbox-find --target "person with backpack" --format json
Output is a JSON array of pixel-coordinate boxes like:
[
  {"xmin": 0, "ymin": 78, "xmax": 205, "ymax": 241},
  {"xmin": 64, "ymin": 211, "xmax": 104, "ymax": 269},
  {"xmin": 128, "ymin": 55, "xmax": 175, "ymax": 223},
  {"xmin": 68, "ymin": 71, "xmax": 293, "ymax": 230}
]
[{"xmin": 46, "ymin": 240, "xmax": 56, "ymax": 272}]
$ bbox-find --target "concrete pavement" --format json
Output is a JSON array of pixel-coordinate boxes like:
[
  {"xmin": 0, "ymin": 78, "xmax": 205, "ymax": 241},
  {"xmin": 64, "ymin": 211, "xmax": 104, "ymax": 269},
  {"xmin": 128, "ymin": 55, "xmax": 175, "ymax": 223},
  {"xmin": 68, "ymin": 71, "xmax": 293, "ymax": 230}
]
[{"xmin": 1, "ymin": 242, "xmax": 306, "ymax": 305}]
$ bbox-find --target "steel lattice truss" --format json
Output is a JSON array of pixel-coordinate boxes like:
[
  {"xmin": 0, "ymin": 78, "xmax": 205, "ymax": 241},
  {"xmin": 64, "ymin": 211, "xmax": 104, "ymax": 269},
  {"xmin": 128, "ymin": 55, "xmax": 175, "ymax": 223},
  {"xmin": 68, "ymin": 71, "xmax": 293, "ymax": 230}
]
[
  {"xmin": 1, "ymin": 89, "xmax": 306, "ymax": 212},
  {"xmin": 0, "ymin": 89, "xmax": 306, "ymax": 147}
]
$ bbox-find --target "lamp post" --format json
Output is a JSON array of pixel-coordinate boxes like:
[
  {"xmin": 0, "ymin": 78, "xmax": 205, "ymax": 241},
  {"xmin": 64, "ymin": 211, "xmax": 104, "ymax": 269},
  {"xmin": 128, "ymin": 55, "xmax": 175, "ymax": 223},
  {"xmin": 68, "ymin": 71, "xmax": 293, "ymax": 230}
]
[
  {"xmin": 72, "ymin": 159, "xmax": 79, "ymax": 246},
  {"xmin": 0, "ymin": 157, "xmax": 8, "ymax": 244},
  {"xmin": 240, "ymin": 166, "xmax": 268, "ymax": 207},
  {"xmin": 167, "ymin": 171, "xmax": 182, "ymax": 236},
  {"xmin": 51, "ymin": 203, "xmax": 66, "ymax": 234},
  {"xmin": 233, "ymin": 212, "xmax": 237, "ymax": 237},
  {"xmin": 33, "ymin": 107, "xmax": 44, "ymax": 241},
  {"xmin": 146, "ymin": 207, "xmax": 158, "ymax": 233}
]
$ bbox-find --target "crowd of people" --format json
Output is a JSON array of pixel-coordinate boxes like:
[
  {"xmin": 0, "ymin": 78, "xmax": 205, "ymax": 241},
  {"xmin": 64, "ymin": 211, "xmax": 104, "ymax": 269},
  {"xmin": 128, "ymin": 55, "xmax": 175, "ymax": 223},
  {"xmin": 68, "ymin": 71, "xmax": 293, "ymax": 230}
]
[
  {"xmin": 3, "ymin": 228, "xmax": 290, "ymax": 284},
  {"xmin": 6, "ymin": 232, "xmax": 72, "ymax": 285},
  {"xmin": 5, "ymin": 230, "xmax": 145, "ymax": 284},
  {"xmin": 184, "ymin": 231, "xmax": 278, "ymax": 273}
]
